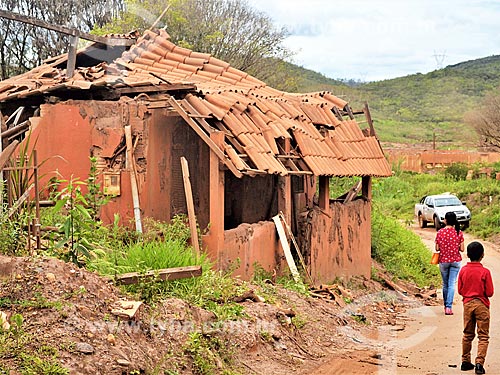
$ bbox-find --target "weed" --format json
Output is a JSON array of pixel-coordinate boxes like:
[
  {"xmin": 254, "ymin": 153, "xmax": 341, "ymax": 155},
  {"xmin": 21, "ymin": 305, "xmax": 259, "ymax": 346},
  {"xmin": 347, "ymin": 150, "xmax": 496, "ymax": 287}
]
[
  {"xmin": 184, "ymin": 332, "xmax": 239, "ymax": 375},
  {"xmin": 19, "ymin": 353, "xmax": 68, "ymax": 375},
  {"xmin": 259, "ymin": 330, "xmax": 273, "ymax": 342},
  {"xmin": 291, "ymin": 314, "xmax": 307, "ymax": 329},
  {"xmin": 275, "ymin": 275, "xmax": 308, "ymax": 296},
  {"xmin": 351, "ymin": 313, "xmax": 368, "ymax": 324},
  {"xmin": 0, "ymin": 295, "xmax": 64, "ymax": 311},
  {"xmin": 0, "ymin": 313, "xmax": 68, "ymax": 373}
]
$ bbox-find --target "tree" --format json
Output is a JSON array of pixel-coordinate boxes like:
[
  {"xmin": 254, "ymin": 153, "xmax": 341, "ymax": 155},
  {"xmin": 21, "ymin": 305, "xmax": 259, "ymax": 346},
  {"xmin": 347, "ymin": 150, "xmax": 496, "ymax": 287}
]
[
  {"xmin": 94, "ymin": 0, "xmax": 297, "ymax": 90},
  {"xmin": 0, "ymin": 0, "xmax": 123, "ymax": 79},
  {"xmin": 465, "ymin": 94, "xmax": 500, "ymax": 151}
]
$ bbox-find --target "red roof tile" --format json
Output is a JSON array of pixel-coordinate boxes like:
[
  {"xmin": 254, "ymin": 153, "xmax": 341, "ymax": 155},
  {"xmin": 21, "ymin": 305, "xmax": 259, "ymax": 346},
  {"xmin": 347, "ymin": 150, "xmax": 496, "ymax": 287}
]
[{"xmin": 0, "ymin": 29, "xmax": 391, "ymax": 177}]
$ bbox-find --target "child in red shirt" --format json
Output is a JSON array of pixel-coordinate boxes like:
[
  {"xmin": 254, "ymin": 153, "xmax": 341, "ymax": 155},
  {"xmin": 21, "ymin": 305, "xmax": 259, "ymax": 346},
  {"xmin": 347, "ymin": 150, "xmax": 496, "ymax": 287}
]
[{"xmin": 458, "ymin": 241, "xmax": 494, "ymax": 374}]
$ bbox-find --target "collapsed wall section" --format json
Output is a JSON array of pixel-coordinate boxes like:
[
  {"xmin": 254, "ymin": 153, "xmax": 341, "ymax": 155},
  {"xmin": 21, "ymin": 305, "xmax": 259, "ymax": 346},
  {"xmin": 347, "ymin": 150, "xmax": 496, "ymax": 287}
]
[{"xmin": 221, "ymin": 221, "xmax": 285, "ymax": 279}]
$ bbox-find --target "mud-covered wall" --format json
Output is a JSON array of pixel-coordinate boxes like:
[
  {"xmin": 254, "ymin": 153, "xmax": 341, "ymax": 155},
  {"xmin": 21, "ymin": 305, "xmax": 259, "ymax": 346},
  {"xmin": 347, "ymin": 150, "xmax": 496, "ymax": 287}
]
[
  {"xmin": 165, "ymin": 115, "xmax": 210, "ymax": 230},
  {"xmin": 304, "ymin": 199, "xmax": 371, "ymax": 283},
  {"xmin": 386, "ymin": 149, "xmax": 500, "ymax": 173},
  {"xmin": 30, "ymin": 100, "xmax": 134, "ymax": 225},
  {"xmin": 221, "ymin": 221, "xmax": 285, "ymax": 279},
  {"xmin": 30, "ymin": 102, "xmax": 94, "ymax": 191},
  {"xmin": 29, "ymin": 99, "xmax": 211, "ymax": 228}
]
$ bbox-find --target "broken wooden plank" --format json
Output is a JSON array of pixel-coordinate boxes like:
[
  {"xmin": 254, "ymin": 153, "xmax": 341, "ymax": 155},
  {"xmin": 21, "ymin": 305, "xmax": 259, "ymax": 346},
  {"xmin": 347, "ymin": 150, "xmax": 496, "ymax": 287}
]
[
  {"xmin": 343, "ymin": 180, "xmax": 362, "ymax": 204},
  {"xmin": 6, "ymin": 183, "xmax": 34, "ymax": 219},
  {"xmin": 113, "ymin": 265, "xmax": 202, "ymax": 285},
  {"xmin": 117, "ymin": 83, "xmax": 196, "ymax": 96},
  {"xmin": 6, "ymin": 106, "xmax": 24, "ymax": 126},
  {"xmin": 273, "ymin": 214, "xmax": 301, "ymax": 283},
  {"xmin": 0, "ymin": 140, "xmax": 19, "ymax": 170},
  {"xmin": 278, "ymin": 211, "xmax": 314, "ymax": 285},
  {"xmin": 168, "ymin": 97, "xmax": 243, "ymax": 178},
  {"xmin": 3, "ymin": 120, "xmax": 30, "ymax": 139},
  {"xmin": 180, "ymin": 157, "xmax": 201, "ymax": 256},
  {"xmin": 0, "ymin": 9, "xmax": 135, "ymax": 46},
  {"xmin": 66, "ymin": 35, "xmax": 79, "ymax": 78},
  {"xmin": 124, "ymin": 125, "xmax": 142, "ymax": 233},
  {"xmin": 363, "ymin": 102, "xmax": 376, "ymax": 137}
]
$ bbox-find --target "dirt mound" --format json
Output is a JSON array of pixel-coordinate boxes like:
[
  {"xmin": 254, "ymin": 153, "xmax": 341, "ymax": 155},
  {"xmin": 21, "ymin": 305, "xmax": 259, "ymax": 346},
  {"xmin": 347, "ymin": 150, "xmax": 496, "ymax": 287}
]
[{"xmin": 0, "ymin": 255, "xmax": 436, "ymax": 374}]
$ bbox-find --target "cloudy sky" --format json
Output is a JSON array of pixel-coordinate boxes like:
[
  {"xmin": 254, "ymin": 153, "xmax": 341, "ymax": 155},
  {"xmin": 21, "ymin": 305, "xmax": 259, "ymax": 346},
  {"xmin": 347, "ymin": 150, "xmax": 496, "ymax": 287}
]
[{"xmin": 247, "ymin": 0, "xmax": 500, "ymax": 82}]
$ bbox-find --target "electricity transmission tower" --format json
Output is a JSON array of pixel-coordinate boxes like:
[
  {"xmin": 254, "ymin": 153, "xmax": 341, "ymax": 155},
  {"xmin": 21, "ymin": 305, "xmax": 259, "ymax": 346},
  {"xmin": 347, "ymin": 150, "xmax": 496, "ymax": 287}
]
[{"xmin": 433, "ymin": 50, "xmax": 447, "ymax": 69}]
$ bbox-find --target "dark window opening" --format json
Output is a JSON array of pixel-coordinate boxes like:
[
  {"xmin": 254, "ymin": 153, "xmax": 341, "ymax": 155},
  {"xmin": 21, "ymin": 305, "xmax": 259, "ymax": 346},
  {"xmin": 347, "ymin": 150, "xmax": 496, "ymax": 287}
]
[
  {"xmin": 291, "ymin": 175, "xmax": 304, "ymax": 193},
  {"xmin": 224, "ymin": 172, "xmax": 278, "ymax": 230}
]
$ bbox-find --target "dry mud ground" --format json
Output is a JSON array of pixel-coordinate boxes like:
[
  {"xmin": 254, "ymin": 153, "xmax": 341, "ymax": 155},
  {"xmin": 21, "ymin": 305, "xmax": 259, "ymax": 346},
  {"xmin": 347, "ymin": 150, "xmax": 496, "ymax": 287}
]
[{"xmin": 2, "ymin": 224, "xmax": 487, "ymax": 375}]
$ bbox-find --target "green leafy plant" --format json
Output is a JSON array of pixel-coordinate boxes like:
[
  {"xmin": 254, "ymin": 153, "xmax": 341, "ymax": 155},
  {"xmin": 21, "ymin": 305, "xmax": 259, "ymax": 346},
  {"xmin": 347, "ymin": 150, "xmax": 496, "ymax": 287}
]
[
  {"xmin": 50, "ymin": 176, "xmax": 95, "ymax": 266},
  {"xmin": 84, "ymin": 156, "xmax": 110, "ymax": 221}
]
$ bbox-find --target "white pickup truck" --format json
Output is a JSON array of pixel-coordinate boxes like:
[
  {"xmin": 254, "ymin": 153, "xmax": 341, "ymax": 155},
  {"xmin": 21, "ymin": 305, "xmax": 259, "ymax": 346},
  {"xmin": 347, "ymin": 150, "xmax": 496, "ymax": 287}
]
[{"xmin": 415, "ymin": 193, "xmax": 471, "ymax": 231}]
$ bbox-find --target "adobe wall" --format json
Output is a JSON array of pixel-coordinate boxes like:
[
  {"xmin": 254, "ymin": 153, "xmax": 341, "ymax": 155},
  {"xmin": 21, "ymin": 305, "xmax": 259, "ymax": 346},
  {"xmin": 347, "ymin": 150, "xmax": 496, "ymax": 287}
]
[
  {"xmin": 28, "ymin": 99, "xmax": 211, "ymax": 228},
  {"xmin": 30, "ymin": 100, "xmax": 135, "ymax": 225},
  {"xmin": 219, "ymin": 221, "xmax": 285, "ymax": 279},
  {"xmin": 304, "ymin": 199, "xmax": 371, "ymax": 283},
  {"xmin": 386, "ymin": 149, "xmax": 500, "ymax": 173}
]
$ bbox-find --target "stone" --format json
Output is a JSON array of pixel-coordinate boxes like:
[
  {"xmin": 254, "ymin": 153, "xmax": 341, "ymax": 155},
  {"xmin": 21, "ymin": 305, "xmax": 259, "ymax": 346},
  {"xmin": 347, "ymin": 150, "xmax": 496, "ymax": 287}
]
[
  {"xmin": 0, "ymin": 311, "xmax": 10, "ymax": 331},
  {"xmin": 75, "ymin": 342, "xmax": 95, "ymax": 354},
  {"xmin": 46, "ymin": 272, "xmax": 56, "ymax": 282},
  {"xmin": 107, "ymin": 333, "xmax": 116, "ymax": 345},
  {"xmin": 116, "ymin": 359, "xmax": 131, "ymax": 366}
]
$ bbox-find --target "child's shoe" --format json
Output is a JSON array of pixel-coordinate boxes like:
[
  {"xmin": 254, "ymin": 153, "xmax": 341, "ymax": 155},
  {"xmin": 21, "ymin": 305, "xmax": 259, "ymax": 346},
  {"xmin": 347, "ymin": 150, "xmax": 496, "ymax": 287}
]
[
  {"xmin": 475, "ymin": 363, "xmax": 486, "ymax": 374},
  {"xmin": 461, "ymin": 361, "xmax": 474, "ymax": 371}
]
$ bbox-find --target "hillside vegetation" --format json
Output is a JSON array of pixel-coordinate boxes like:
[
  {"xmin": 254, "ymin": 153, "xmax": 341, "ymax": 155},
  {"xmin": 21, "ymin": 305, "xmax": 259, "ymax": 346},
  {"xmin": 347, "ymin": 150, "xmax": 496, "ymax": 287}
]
[{"xmin": 293, "ymin": 55, "xmax": 500, "ymax": 148}]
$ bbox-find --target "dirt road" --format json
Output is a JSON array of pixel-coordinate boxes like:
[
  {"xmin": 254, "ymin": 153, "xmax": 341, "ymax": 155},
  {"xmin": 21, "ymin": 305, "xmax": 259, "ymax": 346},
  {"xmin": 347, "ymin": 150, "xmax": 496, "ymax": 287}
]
[
  {"xmin": 309, "ymin": 224, "xmax": 500, "ymax": 375},
  {"xmin": 395, "ymin": 225, "xmax": 500, "ymax": 374}
]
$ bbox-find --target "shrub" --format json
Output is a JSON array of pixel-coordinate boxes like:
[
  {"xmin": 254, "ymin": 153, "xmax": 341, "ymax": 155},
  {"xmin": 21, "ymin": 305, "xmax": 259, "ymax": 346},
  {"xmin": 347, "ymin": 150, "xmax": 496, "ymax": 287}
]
[{"xmin": 444, "ymin": 162, "xmax": 469, "ymax": 181}]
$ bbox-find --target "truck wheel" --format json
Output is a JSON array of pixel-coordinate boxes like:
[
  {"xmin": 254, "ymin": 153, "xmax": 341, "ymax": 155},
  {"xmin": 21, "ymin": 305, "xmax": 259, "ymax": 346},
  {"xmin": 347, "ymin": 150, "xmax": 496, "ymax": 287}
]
[
  {"xmin": 418, "ymin": 214, "xmax": 427, "ymax": 228},
  {"xmin": 462, "ymin": 221, "xmax": 470, "ymax": 230},
  {"xmin": 434, "ymin": 216, "xmax": 441, "ymax": 231}
]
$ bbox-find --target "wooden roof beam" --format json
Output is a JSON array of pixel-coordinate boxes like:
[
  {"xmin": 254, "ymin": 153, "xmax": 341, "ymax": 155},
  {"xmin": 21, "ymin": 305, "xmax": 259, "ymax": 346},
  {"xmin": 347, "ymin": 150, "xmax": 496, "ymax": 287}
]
[{"xmin": 0, "ymin": 10, "xmax": 135, "ymax": 47}]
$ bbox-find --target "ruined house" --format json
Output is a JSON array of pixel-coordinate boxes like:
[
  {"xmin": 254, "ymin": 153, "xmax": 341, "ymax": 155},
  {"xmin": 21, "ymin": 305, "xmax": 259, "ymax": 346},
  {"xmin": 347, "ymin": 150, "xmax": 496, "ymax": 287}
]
[{"xmin": 0, "ymin": 29, "xmax": 392, "ymax": 283}]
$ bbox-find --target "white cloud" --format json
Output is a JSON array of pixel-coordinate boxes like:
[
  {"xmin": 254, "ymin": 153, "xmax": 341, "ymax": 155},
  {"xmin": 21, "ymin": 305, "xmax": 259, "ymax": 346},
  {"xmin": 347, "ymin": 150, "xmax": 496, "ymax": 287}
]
[{"xmin": 247, "ymin": 0, "xmax": 500, "ymax": 81}]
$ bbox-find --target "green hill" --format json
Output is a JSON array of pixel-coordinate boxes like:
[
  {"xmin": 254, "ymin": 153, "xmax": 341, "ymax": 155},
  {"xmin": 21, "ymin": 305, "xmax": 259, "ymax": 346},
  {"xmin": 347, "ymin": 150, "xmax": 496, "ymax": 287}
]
[{"xmin": 293, "ymin": 55, "xmax": 500, "ymax": 148}]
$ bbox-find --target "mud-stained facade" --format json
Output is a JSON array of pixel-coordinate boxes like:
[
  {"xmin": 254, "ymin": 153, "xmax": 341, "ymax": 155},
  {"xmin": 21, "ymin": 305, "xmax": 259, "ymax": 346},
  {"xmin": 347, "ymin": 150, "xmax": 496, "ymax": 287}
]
[
  {"xmin": 0, "ymin": 29, "xmax": 392, "ymax": 284},
  {"xmin": 386, "ymin": 149, "xmax": 500, "ymax": 173}
]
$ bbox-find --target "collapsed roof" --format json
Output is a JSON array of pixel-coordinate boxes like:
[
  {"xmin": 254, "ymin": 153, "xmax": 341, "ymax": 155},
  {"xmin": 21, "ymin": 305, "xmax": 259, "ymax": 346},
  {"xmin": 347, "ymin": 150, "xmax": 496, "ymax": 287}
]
[{"xmin": 0, "ymin": 29, "xmax": 392, "ymax": 178}]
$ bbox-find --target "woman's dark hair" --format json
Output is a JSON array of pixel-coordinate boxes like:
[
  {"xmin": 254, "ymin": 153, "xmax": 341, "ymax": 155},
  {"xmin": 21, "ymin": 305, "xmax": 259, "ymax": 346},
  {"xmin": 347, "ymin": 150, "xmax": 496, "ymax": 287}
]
[{"xmin": 445, "ymin": 211, "xmax": 460, "ymax": 234}]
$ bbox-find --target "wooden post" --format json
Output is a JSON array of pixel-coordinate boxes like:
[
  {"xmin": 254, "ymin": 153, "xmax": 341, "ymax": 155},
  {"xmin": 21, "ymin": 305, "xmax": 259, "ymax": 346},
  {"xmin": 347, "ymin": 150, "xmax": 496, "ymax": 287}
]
[
  {"xmin": 362, "ymin": 176, "xmax": 372, "ymax": 200},
  {"xmin": 363, "ymin": 102, "xmax": 376, "ymax": 136},
  {"xmin": 278, "ymin": 139, "xmax": 292, "ymax": 226},
  {"xmin": 206, "ymin": 132, "xmax": 225, "ymax": 264},
  {"xmin": 124, "ymin": 125, "xmax": 142, "ymax": 233},
  {"xmin": 33, "ymin": 150, "xmax": 41, "ymax": 249},
  {"xmin": 318, "ymin": 176, "xmax": 330, "ymax": 210},
  {"xmin": 180, "ymin": 157, "xmax": 200, "ymax": 256},
  {"xmin": 66, "ymin": 35, "xmax": 79, "ymax": 78}
]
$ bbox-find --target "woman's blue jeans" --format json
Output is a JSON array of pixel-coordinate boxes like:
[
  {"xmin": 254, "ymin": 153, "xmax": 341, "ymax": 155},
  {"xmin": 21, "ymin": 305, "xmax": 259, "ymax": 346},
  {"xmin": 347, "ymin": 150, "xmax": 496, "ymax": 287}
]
[{"xmin": 439, "ymin": 262, "xmax": 461, "ymax": 308}]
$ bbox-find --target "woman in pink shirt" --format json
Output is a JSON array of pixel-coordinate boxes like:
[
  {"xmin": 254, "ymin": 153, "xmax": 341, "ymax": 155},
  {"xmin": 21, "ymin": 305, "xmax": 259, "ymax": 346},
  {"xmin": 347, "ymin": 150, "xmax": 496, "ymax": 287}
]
[{"xmin": 435, "ymin": 211, "xmax": 465, "ymax": 315}]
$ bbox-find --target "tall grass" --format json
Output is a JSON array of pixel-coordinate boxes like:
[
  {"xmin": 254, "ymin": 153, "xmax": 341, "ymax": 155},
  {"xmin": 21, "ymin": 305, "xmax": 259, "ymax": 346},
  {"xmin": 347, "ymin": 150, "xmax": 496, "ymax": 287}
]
[
  {"xmin": 86, "ymin": 216, "xmax": 250, "ymax": 320},
  {"xmin": 371, "ymin": 207, "xmax": 440, "ymax": 287},
  {"xmin": 89, "ymin": 239, "xmax": 208, "ymax": 276}
]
